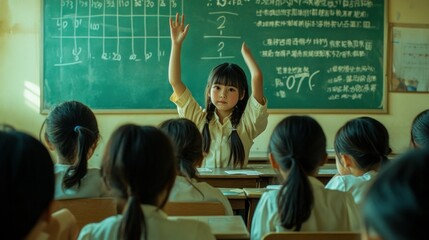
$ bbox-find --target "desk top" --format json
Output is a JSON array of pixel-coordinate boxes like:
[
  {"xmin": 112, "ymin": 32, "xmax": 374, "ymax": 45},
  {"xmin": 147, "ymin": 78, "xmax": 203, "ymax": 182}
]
[
  {"xmin": 168, "ymin": 215, "xmax": 249, "ymax": 239},
  {"xmin": 218, "ymin": 188, "xmax": 246, "ymax": 199},
  {"xmin": 197, "ymin": 163, "xmax": 337, "ymax": 178}
]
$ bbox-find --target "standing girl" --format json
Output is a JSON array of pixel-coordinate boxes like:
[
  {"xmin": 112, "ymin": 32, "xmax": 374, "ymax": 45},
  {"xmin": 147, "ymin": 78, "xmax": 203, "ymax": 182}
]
[
  {"xmin": 160, "ymin": 118, "xmax": 233, "ymax": 215},
  {"xmin": 168, "ymin": 13, "xmax": 268, "ymax": 168},
  {"xmin": 251, "ymin": 116, "xmax": 360, "ymax": 240},
  {"xmin": 78, "ymin": 124, "xmax": 215, "ymax": 240},
  {"xmin": 325, "ymin": 116, "xmax": 391, "ymax": 204},
  {"xmin": 42, "ymin": 100, "xmax": 107, "ymax": 199}
]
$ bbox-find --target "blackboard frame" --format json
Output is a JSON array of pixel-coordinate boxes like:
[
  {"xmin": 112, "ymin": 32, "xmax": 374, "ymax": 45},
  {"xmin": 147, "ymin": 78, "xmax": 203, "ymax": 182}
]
[{"xmin": 41, "ymin": 0, "xmax": 388, "ymax": 114}]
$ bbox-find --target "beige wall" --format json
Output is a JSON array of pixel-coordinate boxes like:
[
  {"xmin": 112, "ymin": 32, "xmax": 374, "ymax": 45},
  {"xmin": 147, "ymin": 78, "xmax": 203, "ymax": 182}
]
[{"xmin": 1, "ymin": 0, "xmax": 428, "ymax": 167}]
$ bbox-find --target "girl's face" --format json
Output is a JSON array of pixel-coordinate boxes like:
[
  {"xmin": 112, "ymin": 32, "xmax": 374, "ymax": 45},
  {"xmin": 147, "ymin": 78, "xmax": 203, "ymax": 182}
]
[{"xmin": 209, "ymin": 84, "xmax": 242, "ymax": 113}]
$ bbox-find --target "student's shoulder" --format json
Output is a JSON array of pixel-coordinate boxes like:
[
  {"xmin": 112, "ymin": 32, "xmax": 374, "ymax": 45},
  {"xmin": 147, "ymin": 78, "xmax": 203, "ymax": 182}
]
[
  {"xmin": 78, "ymin": 215, "xmax": 121, "ymax": 239},
  {"xmin": 258, "ymin": 189, "xmax": 279, "ymax": 208}
]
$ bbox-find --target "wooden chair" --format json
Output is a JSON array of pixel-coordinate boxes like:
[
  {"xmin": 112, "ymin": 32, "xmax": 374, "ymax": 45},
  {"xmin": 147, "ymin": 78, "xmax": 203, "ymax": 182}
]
[
  {"xmin": 44, "ymin": 208, "xmax": 78, "ymax": 240},
  {"xmin": 262, "ymin": 232, "xmax": 361, "ymax": 240},
  {"xmin": 51, "ymin": 198, "xmax": 117, "ymax": 231},
  {"xmin": 164, "ymin": 201, "xmax": 226, "ymax": 216}
]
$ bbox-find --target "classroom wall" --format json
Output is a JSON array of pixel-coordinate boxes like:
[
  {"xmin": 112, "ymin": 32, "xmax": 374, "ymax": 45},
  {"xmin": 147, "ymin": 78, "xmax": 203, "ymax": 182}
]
[{"xmin": 1, "ymin": 0, "xmax": 428, "ymax": 167}]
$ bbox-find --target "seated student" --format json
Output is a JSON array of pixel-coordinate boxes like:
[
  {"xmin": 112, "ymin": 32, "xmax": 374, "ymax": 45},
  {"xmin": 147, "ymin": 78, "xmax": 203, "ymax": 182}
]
[
  {"xmin": 159, "ymin": 118, "xmax": 234, "ymax": 215},
  {"xmin": 42, "ymin": 100, "xmax": 108, "ymax": 199},
  {"xmin": 325, "ymin": 117, "xmax": 391, "ymax": 204},
  {"xmin": 410, "ymin": 109, "xmax": 429, "ymax": 148},
  {"xmin": 251, "ymin": 116, "xmax": 360, "ymax": 240},
  {"xmin": 362, "ymin": 148, "xmax": 429, "ymax": 240},
  {"xmin": 78, "ymin": 124, "xmax": 215, "ymax": 240},
  {"xmin": 0, "ymin": 128, "xmax": 55, "ymax": 239}
]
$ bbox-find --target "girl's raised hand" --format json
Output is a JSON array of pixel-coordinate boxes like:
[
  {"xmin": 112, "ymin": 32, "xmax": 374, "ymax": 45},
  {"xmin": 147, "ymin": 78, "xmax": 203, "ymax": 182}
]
[{"xmin": 169, "ymin": 13, "xmax": 189, "ymax": 46}]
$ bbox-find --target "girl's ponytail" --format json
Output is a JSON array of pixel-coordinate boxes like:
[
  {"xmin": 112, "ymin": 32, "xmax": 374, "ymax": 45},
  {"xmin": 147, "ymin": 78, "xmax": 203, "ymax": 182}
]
[
  {"xmin": 202, "ymin": 104, "xmax": 215, "ymax": 154},
  {"xmin": 228, "ymin": 106, "xmax": 245, "ymax": 168},
  {"xmin": 277, "ymin": 156, "xmax": 313, "ymax": 231},
  {"xmin": 119, "ymin": 194, "xmax": 146, "ymax": 240},
  {"xmin": 63, "ymin": 125, "xmax": 97, "ymax": 189}
]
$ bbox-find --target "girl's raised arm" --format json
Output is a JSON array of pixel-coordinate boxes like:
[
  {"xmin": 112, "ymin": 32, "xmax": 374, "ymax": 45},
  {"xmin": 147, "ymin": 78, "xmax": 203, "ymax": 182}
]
[
  {"xmin": 241, "ymin": 42, "xmax": 264, "ymax": 105},
  {"xmin": 168, "ymin": 13, "xmax": 189, "ymax": 97}
]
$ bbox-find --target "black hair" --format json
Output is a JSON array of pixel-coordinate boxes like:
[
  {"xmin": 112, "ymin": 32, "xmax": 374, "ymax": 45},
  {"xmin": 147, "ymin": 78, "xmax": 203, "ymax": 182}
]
[
  {"xmin": 202, "ymin": 62, "xmax": 249, "ymax": 168},
  {"xmin": 334, "ymin": 117, "xmax": 391, "ymax": 171},
  {"xmin": 42, "ymin": 101, "xmax": 99, "ymax": 190},
  {"xmin": 411, "ymin": 109, "xmax": 429, "ymax": 148},
  {"xmin": 0, "ymin": 130, "xmax": 54, "ymax": 239},
  {"xmin": 363, "ymin": 148, "xmax": 429, "ymax": 240},
  {"xmin": 101, "ymin": 124, "xmax": 176, "ymax": 240},
  {"xmin": 159, "ymin": 118, "xmax": 205, "ymax": 198},
  {"xmin": 159, "ymin": 118, "xmax": 203, "ymax": 179},
  {"xmin": 268, "ymin": 116, "xmax": 327, "ymax": 231}
]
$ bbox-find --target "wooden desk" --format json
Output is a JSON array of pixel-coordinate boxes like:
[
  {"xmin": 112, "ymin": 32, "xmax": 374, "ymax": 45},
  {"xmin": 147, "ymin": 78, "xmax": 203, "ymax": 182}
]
[
  {"xmin": 218, "ymin": 188, "xmax": 247, "ymax": 213},
  {"xmin": 317, "ymin": 163, "xmax": 338, "ymax": 185},
  {"xmin": 197, "ymin": 164, "xmax": 337, "ymax": 188},
  {"xmin": 248, "ymin": 151, "xmax": 337, "ymax": 164},
  {"xmin": 168, "ymin": 215, "xmax": 249, "ymax": 240},
  {"xmin": 197, "ymin": 167, "xmax": 273, "ymax": 188},
  {"xmin": 242, "ymin": 188, "xmax": 272, "ymax": 231}
]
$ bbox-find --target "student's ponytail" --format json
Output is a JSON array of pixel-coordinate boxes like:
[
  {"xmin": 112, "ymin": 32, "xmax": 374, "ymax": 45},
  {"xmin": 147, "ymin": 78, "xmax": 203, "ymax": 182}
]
[
  {"xmin": 63, "ymin": 126, "xmax": 97, "ymax": 189},
  {"xmin": 269, "ymin": 116, "xmax": 327, "ymax": 231},
  {"xmin": 228, "ymin": 106, "xmax": 245, "ymax": 168},
  {"xmin": 120, "ymin": 194, "xmax": 146, "ymax": 240},
  {"xmin": 43, "ymin": 101, "xmax": 99, "ymax": 190},
  {"xmin": 277, "ymin": 155, "xmax": 313, "ymax": 231},
  {"xmin": 202, "ymin": 104, "xmax": 215, "ymax": 154}
]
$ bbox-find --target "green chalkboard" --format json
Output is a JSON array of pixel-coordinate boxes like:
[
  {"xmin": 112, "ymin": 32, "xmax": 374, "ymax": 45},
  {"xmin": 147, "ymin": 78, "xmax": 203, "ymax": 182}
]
[{"xmin": 42, "ymin": 0, "xmax": 386, "ymax": 112}]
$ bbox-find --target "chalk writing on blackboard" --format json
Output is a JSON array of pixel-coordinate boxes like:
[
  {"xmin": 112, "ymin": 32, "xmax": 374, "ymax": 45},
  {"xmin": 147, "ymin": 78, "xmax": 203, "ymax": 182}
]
[{"xmin": 43, "ymin": 0, "xmax": 385, "ymax": 112}]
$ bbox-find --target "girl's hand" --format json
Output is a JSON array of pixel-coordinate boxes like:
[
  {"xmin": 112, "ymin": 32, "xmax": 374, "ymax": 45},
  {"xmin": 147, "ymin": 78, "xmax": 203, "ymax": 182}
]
[{"xmin": 170, "ymin": 13, "xmax": 189, "ymax": 46}]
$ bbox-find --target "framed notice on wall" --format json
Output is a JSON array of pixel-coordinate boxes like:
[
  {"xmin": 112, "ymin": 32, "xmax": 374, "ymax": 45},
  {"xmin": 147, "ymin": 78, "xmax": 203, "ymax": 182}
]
[{"xmin": 389, "ymin": 24, "xmax": 429, "ymax": 92}]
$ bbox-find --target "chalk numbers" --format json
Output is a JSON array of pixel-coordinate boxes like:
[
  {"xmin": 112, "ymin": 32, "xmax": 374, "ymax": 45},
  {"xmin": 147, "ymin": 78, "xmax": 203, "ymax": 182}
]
[
  {"xmin": 276, "ymin": 71, "xmax": 320, "ymax": 94},
  {"xmin": 216, "ymin": 15, "xmax": 227, "ymax": 57}
]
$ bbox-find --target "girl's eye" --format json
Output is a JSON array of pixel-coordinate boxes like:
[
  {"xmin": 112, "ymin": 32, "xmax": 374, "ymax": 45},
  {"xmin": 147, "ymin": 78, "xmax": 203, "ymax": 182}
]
[
  {"xmin": 229, "ymin": 88, "xmax": 237, "ymax": 92},
  {"xmin": 212, "ymin": 85, "xmax": 220, "ymax": 90}
]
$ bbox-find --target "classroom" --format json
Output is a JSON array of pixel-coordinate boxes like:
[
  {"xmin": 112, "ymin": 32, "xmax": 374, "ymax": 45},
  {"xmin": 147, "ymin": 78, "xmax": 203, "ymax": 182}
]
[
  {"xmin": 0, "ymin": 0, "xmax": 427, "ymax": 168},
  {"xmin": 1, "ymin": 0, "xmax": 428, "ymax": 238}
]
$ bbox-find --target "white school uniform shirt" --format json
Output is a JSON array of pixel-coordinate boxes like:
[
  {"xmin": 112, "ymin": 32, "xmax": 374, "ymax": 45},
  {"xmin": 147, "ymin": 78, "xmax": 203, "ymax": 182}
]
[
  {"xmin": 78, "ymin": 204, "xmax": 215, "ymax": 240},
  {"xmin": 170, "ymin": 88, "xmax": 268, "ymax": 168},
  {"xmin": 325, "ymin": 170, "xmax": 377, "ymax": 205},
  {"xmin": 169, "ymin": 176, "xmax": 234, "ymax": 215},
  {"xmin": 54, "ymin": 164, "xmax": 107, "ymax": 200},
  {"xmin": 250, "ymin": 177, "xmax": 361, "ymax": 240}
]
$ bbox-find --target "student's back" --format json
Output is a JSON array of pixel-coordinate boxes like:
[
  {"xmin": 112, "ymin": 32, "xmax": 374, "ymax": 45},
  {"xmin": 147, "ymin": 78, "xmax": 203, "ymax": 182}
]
[
  {"xmin": 362, "ymin": 148, "xmax": 429, "ymax": 240},
  {"xmin": 78, "ymin": 124, "xmax": 215, "ymax": 240},
  {"xmin": 160, "ymin": 118, "xmax": 233, "ymax": 215},
  {"xmin": 251, "ymin": 116, "xmax": 360, "ymax": 240},
  {"xmin": 0, "ymin": 128, "xmax": 55, "ymax": 239},
  {"xmin": 42, "ymin": 101, "xmax": 107, "ymax": 199},
  {"xmin": 325, "ymin": 117, "xmax": 391, "ymax": 204}
]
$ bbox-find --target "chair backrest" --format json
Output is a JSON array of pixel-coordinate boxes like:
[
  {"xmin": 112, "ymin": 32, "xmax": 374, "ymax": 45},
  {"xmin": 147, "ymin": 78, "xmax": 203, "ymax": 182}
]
[
  {"xmin": 51, "ymin": 198, "xmax": 117, "ymax": 231},
  {"xmin": 262, "ymin": 232, "xmax": 361, "ymax": 240},
  {"xmin": 44, "ymin": 208, "xmax": 78, "ymax": 240},
  {"xmin": 164, "ymin": 201, "xmax": 226, "ymax": 216}
]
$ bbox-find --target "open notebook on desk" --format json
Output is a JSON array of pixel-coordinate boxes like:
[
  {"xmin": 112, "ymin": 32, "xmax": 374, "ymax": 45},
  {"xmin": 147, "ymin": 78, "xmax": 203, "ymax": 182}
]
[{"xmin": 224, "ymin": 170, "xmax": 262, "ymax": 175}]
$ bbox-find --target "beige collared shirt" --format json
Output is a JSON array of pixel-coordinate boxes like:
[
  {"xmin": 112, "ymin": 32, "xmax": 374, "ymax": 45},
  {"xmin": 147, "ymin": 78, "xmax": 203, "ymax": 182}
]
[{"xmin": 170, "ymin": 88, "xmax": 268, "ymax": 168}]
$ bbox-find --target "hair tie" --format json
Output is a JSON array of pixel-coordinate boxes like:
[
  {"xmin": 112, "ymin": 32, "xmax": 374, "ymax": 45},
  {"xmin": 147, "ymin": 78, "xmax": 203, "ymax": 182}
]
[
  {"xmin": 231, "ymin": 128, "xmax": 237, "ymax": 132},
  {"xmin": 74, "ymin": 125, "xmax": 81, "ymax": 133}
]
